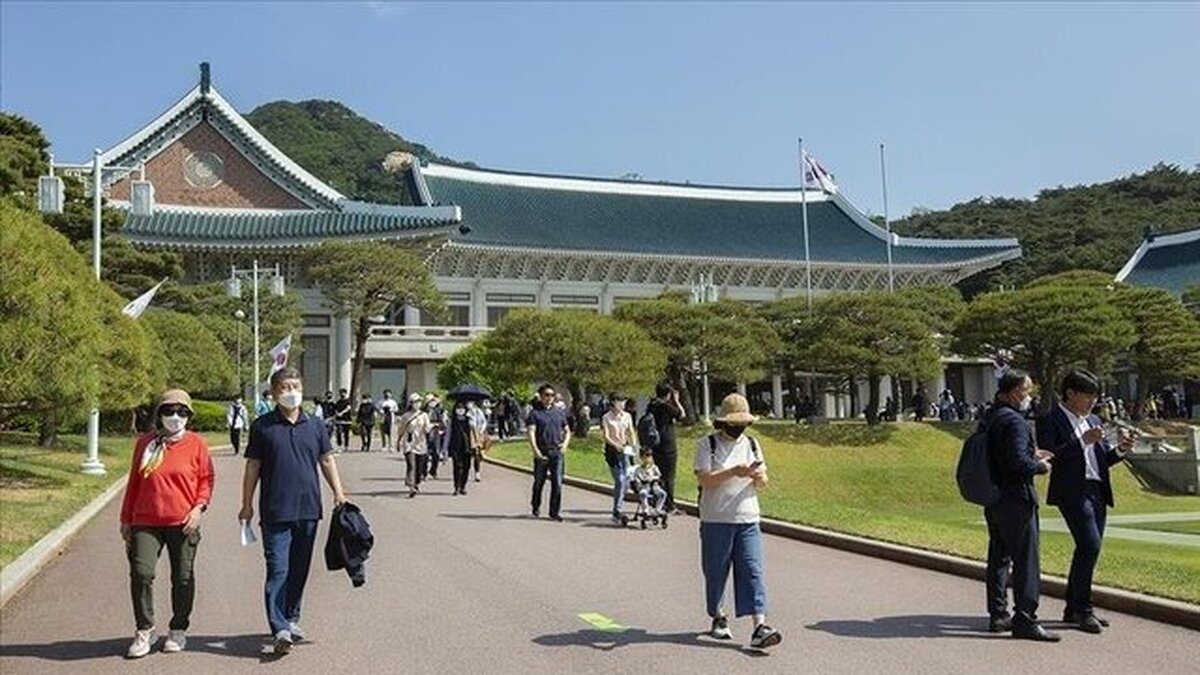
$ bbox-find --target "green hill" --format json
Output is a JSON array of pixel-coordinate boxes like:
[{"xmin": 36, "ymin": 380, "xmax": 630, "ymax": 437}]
[
  {"xmin": 245, "ymin": 100, "xmax": 467, "ymax": 205},
  {"xmin": 890, "ymin": 163, "xmax": 1200, "ymax": 294}
]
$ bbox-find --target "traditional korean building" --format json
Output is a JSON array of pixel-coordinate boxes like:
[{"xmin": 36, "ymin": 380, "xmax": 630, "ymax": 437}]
[
  {"xmin": 1115, "ymin": 227, "xmax": 1200, "ymax": 297},
  {"xmin": 95, "ymin": 64, "xmax": 1022, "ymax": 413}
]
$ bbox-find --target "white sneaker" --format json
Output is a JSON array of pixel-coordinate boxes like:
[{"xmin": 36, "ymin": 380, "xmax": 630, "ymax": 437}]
[
  {"xmin": 162, "ymin": 629, "xmax": 187, "ymax": 653},
  {"xmin": 288, "ymin": 622, "xmax": 307, "ymax": 642},
  {"xmin": 126, "ymin": 628, "xmax": 157, "ymax": 659},
  {"xmin": 273, "ymin": 630, "xmax": 292, "ymax": 655}
]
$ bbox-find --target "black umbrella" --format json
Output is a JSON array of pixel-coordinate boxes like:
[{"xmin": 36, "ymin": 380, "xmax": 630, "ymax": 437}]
[{"xmin": 447, "ymin": 383, "xmax": 492, "ymax": 402}]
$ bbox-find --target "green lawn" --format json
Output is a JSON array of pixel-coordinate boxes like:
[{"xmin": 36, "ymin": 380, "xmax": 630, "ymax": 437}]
[
  {"xmin": 0, "ymin": 430, "xmax": 230, "ymax": 570},
  {"xmin": 490, "ymin": 420, "xmax": 1200, "ymax": 604},
  {"xmin": 1124, "ymin": 520, "xmax": 1200, "ymax": 536}
]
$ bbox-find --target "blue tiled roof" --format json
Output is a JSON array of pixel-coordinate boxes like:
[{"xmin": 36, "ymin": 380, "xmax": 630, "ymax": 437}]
[
  {"xmin": 1122, "ymin": 229, "xmax": 1200, "ymax": 295},
  {"xmin": 421, "ymin": 165, "xmax": 1020, "ymax": 266}
]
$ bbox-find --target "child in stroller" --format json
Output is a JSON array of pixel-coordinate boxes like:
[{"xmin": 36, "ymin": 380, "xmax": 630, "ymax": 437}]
[{"xmin": 629, "ymin": 449, "xmax": 669, "ymax": 529}]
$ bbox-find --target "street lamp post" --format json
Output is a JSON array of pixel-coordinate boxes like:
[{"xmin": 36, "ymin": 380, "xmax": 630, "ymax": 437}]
[
  {"xmin": 228, "ymin": 260, "xmax": 285, "ymax": 412},
  {"xmin": 234, "ymin": 309, "xmax": 246, "ymax": 399},
  {"xmin": 690, "ymin": 273, "xmax": 719, "ymax": 424},
  {"xmin": 38, "ymin": 149, "xmax": 145, "ymax": 475}
]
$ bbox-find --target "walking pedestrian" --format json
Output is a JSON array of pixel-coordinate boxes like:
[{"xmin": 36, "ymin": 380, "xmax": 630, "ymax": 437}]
[
  {"xmin": 646, "ymin": 381, "xmax": 685, "ymax": 514},
  {"xmin": 694, "ymin": 393, "xmax": 781, "ymax": 650},
  {"xmin": 333, "ymin": 388, "xmax": 352, "ymax": 452},
  {"xmin": 255, "ymin": 390, "xmax": 273, "ymax": 418},
  {"xmin": 356, "ymin": 393, "xmax": 378, "ymax": 452},
  {"xmin": 426, "ymin": 394, "xmax": 446, "ymax": 479},
  {"xmin": 527, "ymin": 384, "xmax": 571, "ymax": 521},
  {"xmin": 227, "ymin": 395, "xmax": 248, "ymax": 456},
  {"xmin": 983, "ymin": 370, "xmax": 1059, "ymax": 641},
  {"xmin": 1038, "ymin": 370, "xmax": 1132, "ymax": 633},
  {"xmin": 447, "ymin": 400, "xmax": 474, "ymax": 496},
  {"xmin": 467, "ymin": 400, "xmax": 489, "ymax": 482},
  {"xmin": 120, "ymin": 389, "xmax": 214, "ymax": 658},
  {"xmin": 378, "ymin": 390, "xmax": 399, "ymax": 452},
  {"xmin": 602, "ymin": 393, "xmax": 635, "ymax": 524},
  {"xmin": 397, "ymin": 393, "xmax": 431, "ymax": 497},
  {"xmin": 239, "ymin": 367, "xmax": 350, "ymax": 655}
]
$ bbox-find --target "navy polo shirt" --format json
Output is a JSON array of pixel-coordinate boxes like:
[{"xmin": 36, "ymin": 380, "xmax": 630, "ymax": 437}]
[
  {"xmin": 526, "ymin": 406, "xmax": 569, "ymax": 451},
  {"xmin": 246, "ymin": 409, "xmax": 332, "ymax": 524}
]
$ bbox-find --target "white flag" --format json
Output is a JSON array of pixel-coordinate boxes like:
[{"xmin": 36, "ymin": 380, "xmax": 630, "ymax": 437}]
[
  {"xmin": 802, "ymin": 151, "xmax": 838, "ymax": 194},
  {"xmin": 121, "ymin": 279, "xmax": 167, "ymax": 319},
  {"xmin": 268, "ymin": 334, "xmax": 292, "ymax": 377}
]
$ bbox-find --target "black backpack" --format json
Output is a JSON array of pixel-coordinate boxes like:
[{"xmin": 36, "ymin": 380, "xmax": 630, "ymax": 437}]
[
  {"xmin": 637, "ymin": 410, "xmax": 661, "ymax": 449},
  {"xmin": 956, "ymin": 421, "xmax": 1000, "ymax": 507}
]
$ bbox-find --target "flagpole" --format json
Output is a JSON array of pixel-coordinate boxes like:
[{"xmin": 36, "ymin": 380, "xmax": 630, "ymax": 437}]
[
  {"xmin": 253, "ymin": 258, "xmax": 261, "ymax": 412},
  {"xmin": 799, "ymin": 138, "xmax": 812, "ymax": 313},
  {"xmin": 880, "ymin": 142, "xmax": 894, "ymax": 292}
]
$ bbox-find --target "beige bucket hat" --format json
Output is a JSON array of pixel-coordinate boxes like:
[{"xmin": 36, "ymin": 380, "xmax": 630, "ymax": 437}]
[
  {"xmin": 156, "ymin": 388, "xmax": 193, "ymax": 412},
  {"xmin": 714, "ymin": 393, "xmax": 757, "ymax": 425}
]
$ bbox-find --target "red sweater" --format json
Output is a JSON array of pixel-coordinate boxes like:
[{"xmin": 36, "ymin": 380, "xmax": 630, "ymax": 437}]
[{"xmin": 120, "ymin": 431, "xmax": 215, "ymax": 526}]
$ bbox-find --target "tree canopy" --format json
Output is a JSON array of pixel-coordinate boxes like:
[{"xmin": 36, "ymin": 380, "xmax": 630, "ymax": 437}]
[{"xmin": 142, "ymin": 310, "xmax": 237, "ymax": 399}]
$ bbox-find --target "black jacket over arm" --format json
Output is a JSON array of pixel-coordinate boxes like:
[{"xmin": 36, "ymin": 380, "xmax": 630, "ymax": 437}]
[
  {"xmin": 986, "ymin": 404, "xmax": 1045, "ymax": 504},
  {"xmin": 325, "ymin": 503, "xmax": 374, "ymax": 587},
  {"xmin": 1037, "ymin": 406, "xmax": 1125, "ymax": 508}
]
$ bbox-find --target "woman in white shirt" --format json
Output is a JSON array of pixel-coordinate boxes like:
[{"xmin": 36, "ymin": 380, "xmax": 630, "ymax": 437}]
[
  {"xmin": 378, "ymin": 390, "xmax": 400, "ymax": 452},
  {"xmin": 693, "ymin": 393, "xmax": 781, "ymax": 650},
  {"xmin": 601, "ymin": 393, "xmax": 635, "ymax": 523},
  {"xmin": 395, "ymin": 393, "xmax": 431, "ymax": 497}
]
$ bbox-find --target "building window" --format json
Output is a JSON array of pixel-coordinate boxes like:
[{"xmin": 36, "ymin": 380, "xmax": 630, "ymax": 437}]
[
  {"xmin": 487, "ymin": 306, "xmax": 517, "ymax": 327},
  {"xmin": 299, "ymin": 335, "xmax": 330, "ymax": 397},
  {"xmin": 550, "ymin": 294, "xmax": 599, "ymax": 306},
  {"xmin": 417, "ymin": 305, "xmax": 470, "ymax": 327},
  {"xmin": 443, "ymin": 292, "xmax": 471, "ymax": 303},
  {"xmin": 302, "ymin": 314, "xmax": 332, "ymax": 328},
  {"xmin": 613, "ymin": 296, "xmax": 649, "ymax": 306},
  {"xmin": 485, "ymin": 292, "xmax": 536, "ymax": 304}
]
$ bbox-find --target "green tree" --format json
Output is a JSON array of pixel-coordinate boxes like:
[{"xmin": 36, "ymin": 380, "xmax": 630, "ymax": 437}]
[
  {"xmin": 306, "ymin": 240, "xmax": 447, "ymax": 403},
  {"xmin": 1180, "ymin": 284, "xmax": 1199, "ymax": 316},
  {"xmin": 142, "ymin": 310, "xmax": 237, "ymax": 398},
  {"xmin": 484, "ymin": 309, "xmax": 665, "ymax": 411},
  {"xmin": 0, "ymin": 114, "xmax": 48, "ymax": 201},
  {"xmin": 436, "ymin": 340, "xmax": 508, "ymax": 395},
  {"xmin": 1109, "ymin": 285, "xmax": 1200, "ymax": 413},
  {"xmin": 613, "ymin": 297, "xmax": 778, "ymax": 423},
  {"xmin": 955, "ymin": 283, "xmax": 1137, "ymax": 410}
]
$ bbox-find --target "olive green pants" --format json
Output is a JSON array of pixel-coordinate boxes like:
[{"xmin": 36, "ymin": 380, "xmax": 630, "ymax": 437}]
[{"xmin": 127, "ymin": 526, "xmax": 201, "ymax": 631}]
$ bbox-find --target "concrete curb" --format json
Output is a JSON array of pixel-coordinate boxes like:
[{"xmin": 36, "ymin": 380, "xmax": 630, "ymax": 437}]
[
  {"xmin": 484, "ymin": 455, "xmax": 1200, "ymax": 631},
  {"xmin": 0, "ymin": 443, "xmax": 234, "ymax": 609}
]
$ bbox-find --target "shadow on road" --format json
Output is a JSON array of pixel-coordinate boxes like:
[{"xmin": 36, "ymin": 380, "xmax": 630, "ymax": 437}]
[
  {"xmin": 532, "ymin": 628, "xmax": 770, "ymax": 657},
  {"xmin": 805, "ymin": 614, "xmax": 1001, "ymax": 639},
  {"xmin": 0, "ymin": 633, "xmax": 273, "ymax": 662}
]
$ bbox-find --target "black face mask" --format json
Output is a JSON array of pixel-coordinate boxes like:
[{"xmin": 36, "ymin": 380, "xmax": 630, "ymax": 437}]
[{"xmin": 724, "ymin": 425, "xmax": 747, "ymax": 439}]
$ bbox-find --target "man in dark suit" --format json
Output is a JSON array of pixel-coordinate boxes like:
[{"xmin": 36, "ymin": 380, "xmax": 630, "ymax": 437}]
[
  {"xmin": 1037, "ymin": 369, "xmax": 1133, "ymax": 633},
  {"xmin": 984, "ymin": 370, "xmax": 1060, "ymax": 641}
]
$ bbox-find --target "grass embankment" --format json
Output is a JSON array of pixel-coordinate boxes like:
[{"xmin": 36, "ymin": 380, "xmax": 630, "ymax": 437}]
[
  {"xmin": 489, "ymin": 421, "xmax": 1200, "ymax": 604},
  {"xmin": 0, "ymin": 431, "xmax": 229, "ymax": 570}
]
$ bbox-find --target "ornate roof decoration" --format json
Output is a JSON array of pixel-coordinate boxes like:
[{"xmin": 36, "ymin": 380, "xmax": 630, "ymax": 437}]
[{"xmin": 1115, "ymin": 227, "xmax": 1200, "ymax": 295}]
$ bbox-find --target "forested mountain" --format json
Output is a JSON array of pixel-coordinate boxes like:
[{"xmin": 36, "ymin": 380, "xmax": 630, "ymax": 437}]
[
  {"xmin": 246, "ymin": 100, "xmax": 1198, "ymax": 294},
  {"xmin": 890, "ymin": 164, "xmax": 1200, "ymax": 293},
  {"xmin": 245, "ymin": 100, "xmax": 467, "ymax": 205}
]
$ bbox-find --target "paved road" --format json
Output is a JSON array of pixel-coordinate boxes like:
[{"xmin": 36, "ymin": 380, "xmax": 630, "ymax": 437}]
[{"xmin": 2, "ymin": 450, "xmax": 1196, "ymax": 674}]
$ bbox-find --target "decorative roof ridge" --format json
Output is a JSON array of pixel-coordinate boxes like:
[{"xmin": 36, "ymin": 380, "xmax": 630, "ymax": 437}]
[
  {"xmin": 97, "ymin": 85, "xmax": 204, "ymax": 166},
  {"xmin": 829, "ymin": 192, "xmax": 1021, "ymax": 251},
  {"xmin": 1113, "ymin": 226, "xmax": 1199, "ymax": 283},
  {"xmin": 422, "ymin": 162, "xmax": 831, "ymax": 204},
  {"xmin": 443, "ymin": 241, "xmax": 1023, "ymax": 271},
  {"xmin": 340, "ymin": 199, "xmax": 461, "ymax": 221}
]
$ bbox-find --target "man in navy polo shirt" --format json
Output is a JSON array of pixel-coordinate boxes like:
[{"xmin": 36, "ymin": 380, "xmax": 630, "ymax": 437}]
[
  {"xmin": 239, "ymin": 366, "xmax": 349, "ymax": 655},
  {"xmin": 527, "ymin": 383, "xmax": 571, "ymax": 521}
]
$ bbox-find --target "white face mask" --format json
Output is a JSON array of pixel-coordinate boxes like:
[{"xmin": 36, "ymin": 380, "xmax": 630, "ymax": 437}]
[
  {"xmin": 1018, "ymin": 395, "xmax": 1033, "ymax": 412},
  {"xmin": 161, "ymin": 414, "xmax": 187, "ymax": 434},
  {"xmin": 278, "ymin": 390, "xmax": 304, "ymax": 410}
]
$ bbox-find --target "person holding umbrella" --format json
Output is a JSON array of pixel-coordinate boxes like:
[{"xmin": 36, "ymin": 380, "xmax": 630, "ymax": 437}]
[{"xmin": 446, "ymin": 384, "xmax": 492, "ymax": 496}]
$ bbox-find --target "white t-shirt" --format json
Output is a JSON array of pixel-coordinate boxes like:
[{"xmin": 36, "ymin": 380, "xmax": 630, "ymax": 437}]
[
  {"xmin": 694, "ymin": 433, "xmax": 765, "ymax": 524},
  {"xmin": 397, "ymin": 410, "xmax": 431, "ymax": 454},
  {"xmin": 601, "ymin": 410, "xmax": 634, "ymax": 449},
  {"xmin": 379, "ymin": 398, "xmax": 400, "ymax": 425}
]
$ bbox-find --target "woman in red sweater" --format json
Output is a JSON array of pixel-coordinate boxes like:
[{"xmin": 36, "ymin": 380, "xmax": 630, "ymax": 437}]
[{"xmin": 119, "ymin": 389, "xmax": 214, "ymax": 659}]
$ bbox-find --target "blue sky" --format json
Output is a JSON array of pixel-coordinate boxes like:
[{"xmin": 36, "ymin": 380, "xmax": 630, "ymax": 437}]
[{"xmin": 2, "ymin": 2, "xmax": 1197, "ymax": 216}]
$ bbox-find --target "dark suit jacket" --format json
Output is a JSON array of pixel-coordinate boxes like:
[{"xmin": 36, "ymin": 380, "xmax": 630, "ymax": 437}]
[
  {"xmin": 985, "ymin": 403, "xmax": 1045, "ymax": 504},
  {"xmin": 1037, "ymin": 405, "xmax": 1125, "ymax": 508}
]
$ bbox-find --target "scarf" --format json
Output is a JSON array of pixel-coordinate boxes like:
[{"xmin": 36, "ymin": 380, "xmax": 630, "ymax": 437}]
[{"xmin": 140, "ymin": 430, "xmax": 184, "ymax": 477}]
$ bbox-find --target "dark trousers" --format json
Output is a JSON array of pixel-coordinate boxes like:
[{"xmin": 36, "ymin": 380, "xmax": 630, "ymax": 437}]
[
  {"xmin": 531, "ymin": 450, "xmax": 564, "ymax": 518},
  {"xmin": 427, "ymin": 433, "xmax": 443, "ymax": 477},
  {"xmin": 452, "ymin": 452, "xmax": 471, "ymax": 493},
  {"xmin": 405, "ymin": 452, "xmax": 428, "ymax": 489},
  {"xmin": 336, "ymin": 422, "xmax": 350, "ymax": 449},
  {"xmin": 127, "ymin": 526, "xmax": 200, "ymax": 631},
  {"xmin": 653, "ymin": 448, "xmax": 678, "ymax": 510},
  {"xmin": 1058, "ymin": 482, "xmax": 1107, "ymax": 616},
  {"xmin": 984, "ymin": 497, "xmax": 1041, "ymax": 628},
  {"xmin": 230, "ymin": 428, "xmax": 242, "ymax": 454},
  {"xmin": 360, "ymin": 425, "xmax": 374, "ymax": 452},
  {"xmin": 261, "ymin": 520, "xmax": 318, "ymax": 636}
]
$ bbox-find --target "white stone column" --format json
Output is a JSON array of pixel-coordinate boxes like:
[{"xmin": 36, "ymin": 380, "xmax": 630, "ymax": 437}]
[
  {"xmin": 736, "ymin": 382, "xmax": 747, "ymax": 396},
  {"xmin": 403, "ymin": 304, "xmax": 421, "ymax": 327},
  {"xmin": 335, "ymin": 315, "xmax": 353, "ymax": 392},
  {"xmin": 600, "ymin": 284, "xmax": 614, "ymax": 315},
  {"xmin": 472, "ymin": 281, "xmax": 486, "ymax": 327},
  {"xmin": 771, "ymin": 372, "xmax": 784, "ymax": 418},
  {"xmin": 538, "ymin": 281, "xmax": 551, "ymax": 309}
]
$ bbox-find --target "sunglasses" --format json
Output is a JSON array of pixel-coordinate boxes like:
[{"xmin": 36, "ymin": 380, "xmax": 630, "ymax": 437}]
[
  {"xmin": 540, "ymin": 392, "xmax": 556, "ymax": 398},
  {"xmin": 159, "ymin": 405, "xmax": 193, "ymax": 417}
]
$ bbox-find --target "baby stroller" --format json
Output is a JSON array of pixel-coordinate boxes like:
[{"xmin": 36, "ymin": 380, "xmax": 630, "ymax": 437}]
[{"xmin": 626, "ymin": 456, "xmax": 669, "ymax": 530}]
